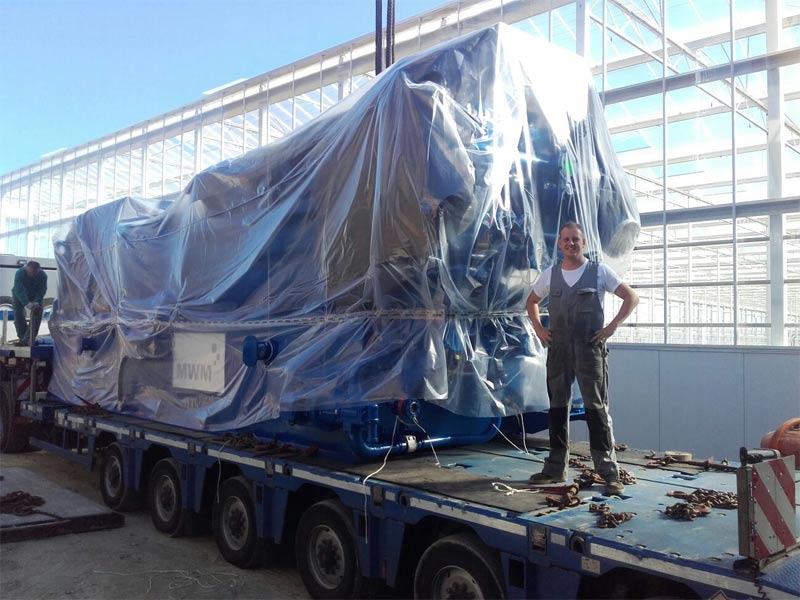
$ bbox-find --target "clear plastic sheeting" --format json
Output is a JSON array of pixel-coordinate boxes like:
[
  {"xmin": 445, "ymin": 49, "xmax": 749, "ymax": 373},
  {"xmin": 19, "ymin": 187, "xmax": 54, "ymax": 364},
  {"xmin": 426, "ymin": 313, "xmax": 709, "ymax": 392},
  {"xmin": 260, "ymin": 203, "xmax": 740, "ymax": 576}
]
[{"xmin": 48, "ymin": 24, "xmax": 639, "ymax": 433}]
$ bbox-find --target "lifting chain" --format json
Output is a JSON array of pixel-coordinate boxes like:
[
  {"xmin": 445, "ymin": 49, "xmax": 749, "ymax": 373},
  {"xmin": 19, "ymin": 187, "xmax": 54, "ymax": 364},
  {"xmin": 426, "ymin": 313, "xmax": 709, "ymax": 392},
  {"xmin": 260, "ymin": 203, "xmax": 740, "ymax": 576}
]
[
  {"xmin": 574, "ymin": 468, "xmax": 636, "ymax": 489},
  {"xmin": 0, "ymin": 490, "xmax": 63, "ymax": 520},
  {"xmin": 543, "ymin": 483, "xmax": 581, "ymax": 508},
  {"xmin": 664, "ymin": 501, "xmax": 712, "ymax": 520},
  {"xmin": 589, "ymin": 502, "xmax": 635, "ymax": 528},
  {"xmin": 569, "ymin": 457, "xmax": 590, "ymax": 469},
  {"xmin": 667, "ymin": 488, "xmax": 738, "ymax": 509},
  {"xmin": 575, "ymin": 469, "xmax": 605, "ymax": 488},
  {"xmin": 645, "ymin": 454, "xmax": 736, "ymax": 473}
]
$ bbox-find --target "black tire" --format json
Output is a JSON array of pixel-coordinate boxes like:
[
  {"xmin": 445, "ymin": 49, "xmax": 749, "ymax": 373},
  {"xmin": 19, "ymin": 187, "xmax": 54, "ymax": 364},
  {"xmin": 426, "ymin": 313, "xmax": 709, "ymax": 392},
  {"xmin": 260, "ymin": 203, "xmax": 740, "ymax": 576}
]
[
  {"xmin": 295, "ymin": 499, "xmax": 365, "ymax": 599},
  {"xmin": 414, "ymin": 532, "xmax": 505, "ymax": 599},
  {"xmin": 213, "ymin": 476, "xmax": 263, "ymax": 568},
  {"xmin": 99, "ymin": 442, "xmax": 142, "ymax": 511},
  {"xmin": 148, "ymin": 458, "xmax": 187, "ymax": 536},
  {"xmin": 0, "ymin": 381, "xmax": 28, "ymax": 453}
]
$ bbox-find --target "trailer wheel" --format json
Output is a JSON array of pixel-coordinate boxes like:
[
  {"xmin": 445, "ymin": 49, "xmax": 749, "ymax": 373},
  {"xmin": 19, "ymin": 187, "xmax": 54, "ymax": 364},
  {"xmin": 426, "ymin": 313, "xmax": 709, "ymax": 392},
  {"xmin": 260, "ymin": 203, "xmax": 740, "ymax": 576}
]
[
  {"xmin": 148, "ymin": 458, "xmax": 188, "ymax": 536},
  {"xmin": 414, "ymin": 532, "xmax": 505, "ymax": 599},
  {"xmin": 99, "ymin": 442, "xmax": 142, "ymax": 511},
  {"xmin": 295, "ymin": 499, "xmax": 365, "ymax": 599},
  {"xmin": 0, "ymin": 381, "xmax": 28, "ymax": 453},
  {"xmin": 213, "ymin": 476, "xmax": 263, "ymax": 568}
]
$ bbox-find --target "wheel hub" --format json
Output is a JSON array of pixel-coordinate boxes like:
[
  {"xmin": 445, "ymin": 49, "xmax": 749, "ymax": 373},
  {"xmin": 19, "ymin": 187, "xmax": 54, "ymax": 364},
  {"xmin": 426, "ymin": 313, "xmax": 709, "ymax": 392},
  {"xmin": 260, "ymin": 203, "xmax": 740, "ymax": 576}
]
[
  {"xmin": 309, "ymin": 525, "xmax": 345, "ymax": 589},
  {"xmin": 433, "ymin": 566, "xmax": 483, "ymax": 600},
  {"xmin": 105, "ymin": 456, "xmax": 122, "ymax": 496},
  {"xmin": 222, "ymin": 497, "xmax": 249, "ymax": 551},
  {"xmin": 155, "ymin": 475, "xmax": 177, "ymax": 522}
]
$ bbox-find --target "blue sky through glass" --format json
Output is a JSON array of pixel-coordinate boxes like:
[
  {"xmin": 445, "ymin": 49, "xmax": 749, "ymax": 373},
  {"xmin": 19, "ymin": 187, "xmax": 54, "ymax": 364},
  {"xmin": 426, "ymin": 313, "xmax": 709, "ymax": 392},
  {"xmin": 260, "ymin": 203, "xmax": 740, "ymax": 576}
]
[{"xmin": 0, "ymin": 0, "xmax": 442, "ymax": 173}]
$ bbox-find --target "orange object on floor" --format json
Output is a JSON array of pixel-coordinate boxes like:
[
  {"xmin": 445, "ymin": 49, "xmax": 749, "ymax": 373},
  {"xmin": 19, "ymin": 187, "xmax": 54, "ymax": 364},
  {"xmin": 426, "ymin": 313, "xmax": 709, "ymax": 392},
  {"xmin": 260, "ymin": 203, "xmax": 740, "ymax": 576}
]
[{"xmin": 761, "ymin": 418, "xmax": 800, "ymax": 469}]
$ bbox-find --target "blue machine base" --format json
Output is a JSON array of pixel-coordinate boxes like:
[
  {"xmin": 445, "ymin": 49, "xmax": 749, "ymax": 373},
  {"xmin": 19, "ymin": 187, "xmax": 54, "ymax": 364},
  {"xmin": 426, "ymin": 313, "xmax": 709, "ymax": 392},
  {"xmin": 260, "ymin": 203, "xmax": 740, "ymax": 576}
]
[{"xmin": 247, "ymin": 400, "xmax": 503, "ymax": 463}]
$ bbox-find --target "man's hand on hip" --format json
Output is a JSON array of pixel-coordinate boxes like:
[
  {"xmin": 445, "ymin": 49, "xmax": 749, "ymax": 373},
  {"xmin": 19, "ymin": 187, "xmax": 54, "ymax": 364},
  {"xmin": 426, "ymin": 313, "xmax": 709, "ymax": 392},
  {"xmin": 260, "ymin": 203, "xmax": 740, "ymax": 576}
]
[
  {"xmin": 534, "ymin": 324, "xmax": 552, "ymax": 346},
  {"xmin": 591, "ymin": 323, "xmax": 617, "ymax": 344}
]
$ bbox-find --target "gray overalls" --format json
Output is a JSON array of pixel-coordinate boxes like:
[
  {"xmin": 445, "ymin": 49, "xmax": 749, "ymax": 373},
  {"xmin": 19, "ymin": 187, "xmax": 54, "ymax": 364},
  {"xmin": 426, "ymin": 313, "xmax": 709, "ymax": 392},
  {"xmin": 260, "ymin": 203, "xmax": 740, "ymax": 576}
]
[{"xmin": 541, "ymin": 261, "xmax": 619, "ymax": 480}]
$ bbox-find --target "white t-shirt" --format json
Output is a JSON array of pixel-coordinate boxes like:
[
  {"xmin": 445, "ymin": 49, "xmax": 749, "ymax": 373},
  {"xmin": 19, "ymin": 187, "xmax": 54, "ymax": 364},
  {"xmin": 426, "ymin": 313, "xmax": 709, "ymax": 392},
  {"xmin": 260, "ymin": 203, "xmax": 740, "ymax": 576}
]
[{"xmin": 532, "ymin": 262, "xmax": 623, "ymax": 309}]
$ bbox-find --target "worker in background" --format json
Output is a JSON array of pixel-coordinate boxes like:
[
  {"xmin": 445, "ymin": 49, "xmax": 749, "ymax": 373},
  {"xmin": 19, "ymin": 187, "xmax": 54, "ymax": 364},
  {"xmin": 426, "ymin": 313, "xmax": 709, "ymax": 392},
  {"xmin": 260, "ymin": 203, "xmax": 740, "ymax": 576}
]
[
  {"xmin": 527, "ymin": 222, "xmax": 639, "ymax": 495},
  {"xmin": 12, "ymin": 260, "xmax": 47, "ymax": 347}
]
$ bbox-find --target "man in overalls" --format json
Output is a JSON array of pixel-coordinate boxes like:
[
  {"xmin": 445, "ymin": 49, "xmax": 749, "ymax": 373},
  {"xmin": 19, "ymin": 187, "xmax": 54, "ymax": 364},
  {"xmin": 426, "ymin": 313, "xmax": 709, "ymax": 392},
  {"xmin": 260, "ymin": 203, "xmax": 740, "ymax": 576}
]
[
  {"xmin": 526, "ymin": 222, "xmax": 639, "ymax": 495},
  {"xmin": 12, "ymin": 260, "xmax": 48, "ymax": 347}
]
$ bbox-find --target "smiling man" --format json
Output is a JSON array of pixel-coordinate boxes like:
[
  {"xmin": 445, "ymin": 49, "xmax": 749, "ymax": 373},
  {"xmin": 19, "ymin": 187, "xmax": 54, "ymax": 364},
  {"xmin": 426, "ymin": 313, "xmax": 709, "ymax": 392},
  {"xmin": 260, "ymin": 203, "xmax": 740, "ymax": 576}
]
[{"xmin": 526, "ymin": 222, "xmax": 639, "ymax": 495}]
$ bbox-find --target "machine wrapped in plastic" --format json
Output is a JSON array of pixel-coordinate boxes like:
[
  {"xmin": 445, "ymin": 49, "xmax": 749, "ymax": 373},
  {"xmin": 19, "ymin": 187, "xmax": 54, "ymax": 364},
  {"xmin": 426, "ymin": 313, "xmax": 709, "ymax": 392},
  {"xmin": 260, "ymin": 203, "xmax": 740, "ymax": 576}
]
[{"xmin": 48, "ymin": 24, "xmax": 639, "ymax": 460}]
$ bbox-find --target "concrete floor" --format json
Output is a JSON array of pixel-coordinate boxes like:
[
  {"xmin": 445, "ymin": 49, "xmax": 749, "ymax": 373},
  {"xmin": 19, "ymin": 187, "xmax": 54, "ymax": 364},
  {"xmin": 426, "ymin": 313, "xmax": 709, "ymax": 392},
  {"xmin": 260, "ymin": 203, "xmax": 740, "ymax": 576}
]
[{"xmin": 0, "ymin": 450, "xmax": 309, "ymax": 600}]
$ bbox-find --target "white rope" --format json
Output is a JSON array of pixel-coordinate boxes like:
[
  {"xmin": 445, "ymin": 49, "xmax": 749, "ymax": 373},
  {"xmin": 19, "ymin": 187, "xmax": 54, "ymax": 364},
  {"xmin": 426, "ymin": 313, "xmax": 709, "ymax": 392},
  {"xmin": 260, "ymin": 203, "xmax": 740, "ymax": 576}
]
[
  {"xmin": 491, "ymin": 423, "xmax": 527, "ymax": 454},
  {"xmin": 362, "ymin": 416, "xmax": 399, "ymax": 544},
  {"xmin": 518, "ymin": 413, "xmax": 530, "ymax": 454},
  {"xmin": 491, "ymin": 482, "xmax": 544, "ymax": 496},
  {"xmin": 412, "ymin": 414, "xmax": 441, "ymax": 467}
]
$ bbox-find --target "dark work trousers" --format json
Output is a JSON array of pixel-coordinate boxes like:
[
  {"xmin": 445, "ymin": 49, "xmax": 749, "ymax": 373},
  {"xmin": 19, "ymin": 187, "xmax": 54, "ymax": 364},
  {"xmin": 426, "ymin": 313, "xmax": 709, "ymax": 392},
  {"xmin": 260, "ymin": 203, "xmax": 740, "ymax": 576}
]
[
  {"xmin": 541, "ymin": 262, "xmax": 619, "ymax": 481},
  {"xmin": 12, "ymin": 298, "xmax": 43, "ymax": 343}
]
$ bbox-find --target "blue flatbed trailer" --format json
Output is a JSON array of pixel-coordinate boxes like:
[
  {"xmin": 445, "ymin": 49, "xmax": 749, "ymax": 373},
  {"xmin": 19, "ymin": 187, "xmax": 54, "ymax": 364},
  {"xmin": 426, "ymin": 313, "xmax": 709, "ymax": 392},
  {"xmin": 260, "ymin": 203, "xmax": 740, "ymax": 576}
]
[{"xmin": 2, "ymin": 345, "xmax": 799, "ymax": 599}]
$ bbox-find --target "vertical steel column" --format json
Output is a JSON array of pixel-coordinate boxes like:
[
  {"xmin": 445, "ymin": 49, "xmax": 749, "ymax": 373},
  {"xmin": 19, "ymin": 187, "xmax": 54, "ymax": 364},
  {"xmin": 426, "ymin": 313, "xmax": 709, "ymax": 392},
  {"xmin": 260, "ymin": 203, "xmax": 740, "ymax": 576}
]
[
  {"xmin": 661, "ymin": 0, "xmax": 669, "ymax": 344},
  {"xmin": 194, "ymin": 108, "xmax": 203, "ymax": 177},
  {"xmin": 767, "ymin": 0, "xmax": 786, "ymax": 346},
  {"xmin": 319, "ymin": 55, "xmax": 325, "ymax": 114},
  {"xmin": 731, "ymin": 1, "xmax": 739, "ymax": 345},
  {"xmin": 142, "ymin": 124, "xmax": 150, "ymax": 199},
  {"xmin": 291, "ymin": 66, "xmax": 297, "ymax": 130},
  {"xmin": 576, "ymin": 0, "xmax": 589, "ymax": 57},
  {"xmin": 601, "ymin": 0, "xmax": 607, "ymax": 95},
  {"xmin": 160, "ymin": 119, "xmax": 166, "ymax": 198},
  {"xmin": 241, "ymin": 84, "xmax": 247, "ymax": 156},
  {"xmin": 259, "ymin": 81, "xmax": 270, "ymax": 147},
  {"xmin": 127, "ymin": 141, "xmax": 133, "ymax": 197}
]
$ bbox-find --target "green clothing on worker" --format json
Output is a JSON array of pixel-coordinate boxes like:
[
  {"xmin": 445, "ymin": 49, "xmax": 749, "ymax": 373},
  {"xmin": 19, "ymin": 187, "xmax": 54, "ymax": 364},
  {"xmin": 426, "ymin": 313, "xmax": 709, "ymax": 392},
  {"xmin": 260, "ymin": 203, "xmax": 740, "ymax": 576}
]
[
  {"xmin": 12, "ymin": 267, "xmax": 47, "ymax": 343},
  {"xmin": 13, "ymin": 267, "xmax": 47, "ymax": 305}
]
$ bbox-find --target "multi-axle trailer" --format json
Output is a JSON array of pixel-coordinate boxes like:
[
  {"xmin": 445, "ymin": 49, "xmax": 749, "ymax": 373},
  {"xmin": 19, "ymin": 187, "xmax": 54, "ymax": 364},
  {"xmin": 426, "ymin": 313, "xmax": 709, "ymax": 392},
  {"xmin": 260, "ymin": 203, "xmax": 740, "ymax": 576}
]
[{"xmin": 1, "ymin": 345, "xmax": 798, "ymax": 599}]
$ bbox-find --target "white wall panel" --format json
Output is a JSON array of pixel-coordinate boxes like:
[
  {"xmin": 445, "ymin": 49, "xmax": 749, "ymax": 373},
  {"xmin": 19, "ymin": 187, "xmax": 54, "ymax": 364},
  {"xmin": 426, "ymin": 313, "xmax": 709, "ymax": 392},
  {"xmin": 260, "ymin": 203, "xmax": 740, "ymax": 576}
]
[
  {"xmin": 607, "ymin": 348, "xmax": 661, "ymax": 451},
  {"xmin": 743, "ymin": 352, "xmax": 800, "ymax": 449},
  {"xmin": 601, "ymin": 345, "xmax": 800, "ymax": 460}
]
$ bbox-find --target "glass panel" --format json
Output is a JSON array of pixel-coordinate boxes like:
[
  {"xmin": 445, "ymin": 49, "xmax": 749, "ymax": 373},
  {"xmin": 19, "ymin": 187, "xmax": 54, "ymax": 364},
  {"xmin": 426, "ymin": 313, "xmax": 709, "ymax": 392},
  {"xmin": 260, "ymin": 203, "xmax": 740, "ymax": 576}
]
[
  {"xmin": 63, "ymin": 170, "xmax": 75, "ymax": 218},
  {"xmin": 86, "ymin": 162, "xmax": 99, "ymax": 209},
  {"xmin": 181, "ymin": 132, "xmax": 196, "ymax": 188},
  {"xmin": 666, "ymin": 85, "xmax": 732, "ymax": 208},
  {"xmin": 130, "ymin": 147, "xmax": 144, "ymax": 196},
  {"xmin": 513, "ymin": 12, "xmax": 550, "ymax": 42},
  {"xmin": 668, "ymin": 0, "xmax": 731, "ymax": 69},
  {"xmin": 201, "ymin": 122, "xmax": 222, "ymax": 170},
  {"xmin": 551, "ymin": 3, "xmax": 577, "ymax": 54},
  {"xmin": 787, "ymin": 283, "xmax": 800, "ymax": 325},
  {"xmin": 737, "ymin": 243, "xmax": 768, "ymax": 287},
  {"xmin": 269, "ymin": 100, "xmax": 293, "ymax": 142},
  {"xmin": 295, "ymin": 89, "xmax": 321, "ymax": 128},
  {"xmin": 668, "ymin": 325, "xmax": 734, "ymax": 345},
  {"xmin": 244, "ymin": 110, "xmax": 259, "ymax": 152},
  {"xmin": 733, "ymin": 0, "xmax": 766, "ymax": 60},
  {"xmin": 114, "ymin": 152, "xmax": 131, "ymax": 200},
  {"xmin": 222, "ymin": 115, "xmax": 244, "ymax": 161},
  {"xmin": 610, "ymin": 93, "xmax": 664, "ymax": 214},
  {"xmin": 603, "ymin": 0, "xmax": 663, "ymax": 89},
  {"xmin": 782, "ymin": 63, "xmax": 800, "ymax": 198},
  {"xmin": 101, "ymin": 154, "xmax": 115, "ymax": 202},
  {"xmin": 738, "ymin": 326, "xmax": 769, "ymax": 345},
  {"xmin": 738, "ymin": 283, "xmax": 768, "ymax": 325},
  {"xmin": 734, "ymin": 72, "xmax": 769, "ymax": 203},
  {"xmin": 164, "ymin": 135, "xmax": 182, "ymax": 195}
]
